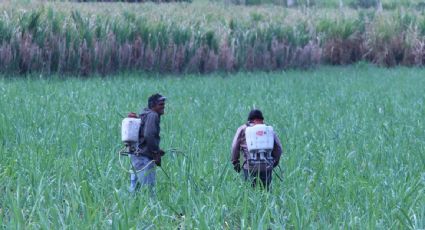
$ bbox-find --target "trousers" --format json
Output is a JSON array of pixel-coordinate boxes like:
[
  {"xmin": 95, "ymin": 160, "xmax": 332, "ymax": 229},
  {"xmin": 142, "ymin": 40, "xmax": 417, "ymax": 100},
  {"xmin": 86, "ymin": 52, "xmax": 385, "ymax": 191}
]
[
  {"xmin": 243, "ymin": 169, "xmax": 272, "ymax": 190},
  {"xmin": 129, "ymin": 155, "xmax": 156, "ymax": 194}
]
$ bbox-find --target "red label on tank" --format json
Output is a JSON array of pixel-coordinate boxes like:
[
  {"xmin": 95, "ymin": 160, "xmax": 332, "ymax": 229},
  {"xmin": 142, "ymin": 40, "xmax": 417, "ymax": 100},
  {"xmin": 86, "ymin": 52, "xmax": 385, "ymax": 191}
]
[{"xmin": 256, "ymin": 131, "xmax": 264, "ymax": 136}]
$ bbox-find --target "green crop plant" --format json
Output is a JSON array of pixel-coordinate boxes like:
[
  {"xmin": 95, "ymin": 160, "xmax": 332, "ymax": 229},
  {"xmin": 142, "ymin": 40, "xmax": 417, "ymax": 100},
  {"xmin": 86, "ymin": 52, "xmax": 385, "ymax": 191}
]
[
  {"xmin": 316, "ymin": 17, "xmax": 362, "ymax": 40},
  {"xmin": 1, "ymin": 66, "xmax": 424, "ymax": 228},
  {"xmin": 2, "ymin": 1, "xmax": 425, "ymax": 74}
]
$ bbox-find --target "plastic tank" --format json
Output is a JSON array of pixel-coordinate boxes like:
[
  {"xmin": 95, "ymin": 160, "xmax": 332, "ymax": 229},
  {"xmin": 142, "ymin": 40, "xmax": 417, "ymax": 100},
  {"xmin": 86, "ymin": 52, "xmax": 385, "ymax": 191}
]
[
  {"xmin": 245, "ymin": 124, "xmax": 274, "ymax": 152},
  {"xmin": 121, "ymin": 117, "xmax": 141, "ymax": 143}
]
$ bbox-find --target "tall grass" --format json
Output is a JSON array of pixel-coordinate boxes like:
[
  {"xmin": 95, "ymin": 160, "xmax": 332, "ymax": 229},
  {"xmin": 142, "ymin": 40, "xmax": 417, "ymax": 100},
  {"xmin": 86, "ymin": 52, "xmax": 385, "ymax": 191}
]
[
  {"xmin": 1, "ymin": 2, "xmax": 425, "ymax": 75},
  {"xmin": 0, "ymin": 66, "xmax": 424, "ymax": 228},
  {"xmin": 222, "ymin": 0, "xmax": 425, "ymax": 9}
]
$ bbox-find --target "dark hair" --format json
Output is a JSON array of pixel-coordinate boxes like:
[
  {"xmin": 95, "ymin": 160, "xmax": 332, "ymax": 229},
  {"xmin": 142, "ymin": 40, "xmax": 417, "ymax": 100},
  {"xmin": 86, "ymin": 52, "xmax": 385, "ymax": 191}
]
[
  {"xmin": 247, "ymin": 109, "xmax": 264, "ymax": 121},
  {"xmin": 148, "ymin": 93, "xmax": 166, "ymax": 109}
]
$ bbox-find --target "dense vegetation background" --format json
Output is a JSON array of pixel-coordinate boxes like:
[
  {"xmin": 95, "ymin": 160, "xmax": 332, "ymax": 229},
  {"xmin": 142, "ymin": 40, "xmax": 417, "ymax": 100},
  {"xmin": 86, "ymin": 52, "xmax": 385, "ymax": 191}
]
[{"xmin": 2, "ymin": 0, "xmax": 425, "ymax": 75}]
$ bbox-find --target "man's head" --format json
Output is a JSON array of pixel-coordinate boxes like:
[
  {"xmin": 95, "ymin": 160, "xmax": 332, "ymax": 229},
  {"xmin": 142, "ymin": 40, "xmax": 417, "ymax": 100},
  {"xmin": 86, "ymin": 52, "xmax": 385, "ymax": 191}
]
[
  {"xmin": 247, "ymin": 109, "xmax": 264, "ymax": 123},
  {"xmin": 148, "ymin": 93, "xmax": 166, "ymax": 115}
]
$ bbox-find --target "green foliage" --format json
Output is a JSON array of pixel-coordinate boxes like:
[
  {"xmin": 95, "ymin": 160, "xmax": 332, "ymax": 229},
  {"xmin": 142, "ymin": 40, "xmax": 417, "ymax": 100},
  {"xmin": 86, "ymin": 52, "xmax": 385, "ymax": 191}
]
[
  {"xmin": 171, "ymin": 26, "xmax": 191, "ymax": 46},
  {"xmin": 0, "ymin": 18, "xmax": 12, "ymax": 42},
  {"xmin": 94, "ymin": 15, "xmax": 108, "ymax": 40},
  {"xmin": 418, "ymin": 18, "xmax": 425, "ymax": 36},
  {"xmin": 18, "ymin": 8, "xmax": 46, "ymax": 46},
  {"xmin": 396, "ymin": 10, "xmax": 416, "ymax": 30},
  {"xmin": 72, "ymin": 0, "xmax": 192, "ymax": 2},
  {"xmin": 291, "ymin": 22, "xmax": 310, "ymax": 46},
  {"xmin": 316, "ymin": 17, "xmax": 363, "ymax": 40},
  {"xmin": 235, "ymin": 0, "xmax": 285, "ymax": 6},
  {"xmin": 1, "ymin": 2, "xmax": 425, "ymax": 74},
  {"xmin": 349, "ymin": 0, "xmax": 377, "ymax": 9},
  {"xmin": 314, "ymin": 0, "xmax": 339, "ymax": 8},
  {"xmin": 214, "ymin": 0, "xmax": 424, "ymax": 9},
  {"xmin": 295, "ymin": 0, "xmax": 315, "ymax": 7},
  {"xmin": 204, "ymin": 30, "xmax": 218, "ymax": 51},
  {"xmin": 21, "ymin": 9, "xmax": 43, "ymax": 35},
  {"xmin": 71, "ymin": 10, "xmax": 94, "ymax": 47},
  {"xmin": 47, "ymin": 7, "xmax": 64, "ymax": 35},
  {"xmin": 382, "ymin": 0, "xmax": 413, "ymax": 10},
  {"xmin": 250, "ymin": 12, "xmax": 264, "ymax": 23},
  {"xmin": 0, "ymin": 67, "xmax": 424, "ymax": 228},
  {"xmin": 370, "ymin": 14, "xmax": 399, "ymax": 41}
]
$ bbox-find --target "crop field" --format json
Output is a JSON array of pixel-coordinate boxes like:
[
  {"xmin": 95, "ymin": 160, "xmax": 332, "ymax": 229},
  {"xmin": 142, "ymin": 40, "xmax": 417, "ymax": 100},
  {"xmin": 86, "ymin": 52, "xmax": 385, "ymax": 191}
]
[
  {"xmin": 0, "ymin": 66, "xmax": 424, "ymax": 228},
  {"xmin": 3, "ymin": 0, "xmax": 425, "ymax": 75}
]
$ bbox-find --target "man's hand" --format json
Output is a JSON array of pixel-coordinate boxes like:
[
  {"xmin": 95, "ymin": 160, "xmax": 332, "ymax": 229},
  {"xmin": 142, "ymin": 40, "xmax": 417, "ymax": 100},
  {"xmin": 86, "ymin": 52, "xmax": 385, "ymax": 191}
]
[
  {"xmin": 153, "ymin": 150, "xmax": 165, "ymax": 166},
  {"xmin": 233, "ymin": 162, "xmax": 241, "ymax": 173},
  {"xmin": 273, "ymin": 159, "xmax": 279, "ymax": 168},
  {"xmin": 153, "ymin": 154, "xmax": 162, "ymax": 167},
  {"xmin": 158, "ymin": 149, "xmax": 165, "ymax": 156}
]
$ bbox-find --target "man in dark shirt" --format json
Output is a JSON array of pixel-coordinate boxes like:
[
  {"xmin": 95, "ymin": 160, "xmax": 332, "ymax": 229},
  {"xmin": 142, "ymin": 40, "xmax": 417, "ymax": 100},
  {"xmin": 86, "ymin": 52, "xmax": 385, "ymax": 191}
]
[{"xmin": 129, "ymin": 93, "xmax": 166, "ymax": 194}]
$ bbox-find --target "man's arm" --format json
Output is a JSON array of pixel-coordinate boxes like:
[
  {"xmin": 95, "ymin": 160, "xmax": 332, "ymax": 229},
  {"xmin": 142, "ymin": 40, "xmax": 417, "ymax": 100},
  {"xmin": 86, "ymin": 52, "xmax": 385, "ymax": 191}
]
[
  {"xmin": 231, "ymin": 126, "xmax": 243, "ymax": 165},
  {"xmin": 144, "ymin": 112, "xmax": 161, "ymax": 154},
  {"xmin": 272, "ymin": 132, "xmax": 283, "ymax": 166}
]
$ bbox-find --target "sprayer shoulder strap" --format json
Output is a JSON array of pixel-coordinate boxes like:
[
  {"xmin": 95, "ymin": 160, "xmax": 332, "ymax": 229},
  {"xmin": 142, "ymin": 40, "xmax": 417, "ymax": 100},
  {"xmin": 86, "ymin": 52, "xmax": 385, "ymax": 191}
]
[{"xmin": 138, "ymin": 113, "xmax": 148, "ymax": 140}]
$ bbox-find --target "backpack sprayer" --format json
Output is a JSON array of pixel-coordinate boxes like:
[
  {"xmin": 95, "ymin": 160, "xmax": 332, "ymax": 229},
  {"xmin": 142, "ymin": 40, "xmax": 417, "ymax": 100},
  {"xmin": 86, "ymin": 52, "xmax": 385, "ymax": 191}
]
[
  {"xmin": 118, "ymin": 115, "xmax": 144, "ymax": 174},
  {"xmin": 118, "ymin": 114, "xmax": 173, "ymax": 178},
  {"xmin": 245, "ymin": 124, "xmax": 284, "ymax": 182},
  {"xmin": 120, "ymin": 116, "xmax": 141, "ymax": 155},
  {"xmin": 245, "ymin": 124, "xmax": 275, "ymax": 167}
]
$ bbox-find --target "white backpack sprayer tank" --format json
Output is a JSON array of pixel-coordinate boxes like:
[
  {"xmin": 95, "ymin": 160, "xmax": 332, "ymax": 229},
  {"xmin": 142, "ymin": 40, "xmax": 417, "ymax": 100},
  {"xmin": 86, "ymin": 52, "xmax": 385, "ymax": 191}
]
[
  {"xmin": 245, "ymin": 124, "xmax": 274, "ymax": 166},
  {"xmin": 118, "ymin": 116, "xmax": 141, "ymax": 175},
  {"xmin": 121, "ymin": 117, "xmax": 141, "ymax": 154}
]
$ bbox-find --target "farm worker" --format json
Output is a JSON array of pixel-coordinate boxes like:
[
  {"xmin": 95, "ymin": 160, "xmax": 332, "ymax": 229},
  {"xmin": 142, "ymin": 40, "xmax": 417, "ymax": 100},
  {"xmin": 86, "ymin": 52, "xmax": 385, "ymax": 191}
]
[
  {"xmin": 231, "ymin": 109, "xmax": 282, "ymax": 190},
  {"xmin": 129, "ymin": 93, "xmax": 167, "ymax": 194}
]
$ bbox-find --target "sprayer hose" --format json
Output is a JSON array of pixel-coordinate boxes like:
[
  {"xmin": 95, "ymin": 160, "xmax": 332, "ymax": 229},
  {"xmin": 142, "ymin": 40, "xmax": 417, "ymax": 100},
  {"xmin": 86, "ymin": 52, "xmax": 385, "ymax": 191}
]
[{"xmin": 118, "ymin": 148, "xmax": 155, "ymax": 174}]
